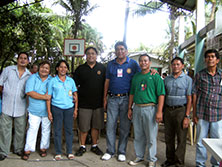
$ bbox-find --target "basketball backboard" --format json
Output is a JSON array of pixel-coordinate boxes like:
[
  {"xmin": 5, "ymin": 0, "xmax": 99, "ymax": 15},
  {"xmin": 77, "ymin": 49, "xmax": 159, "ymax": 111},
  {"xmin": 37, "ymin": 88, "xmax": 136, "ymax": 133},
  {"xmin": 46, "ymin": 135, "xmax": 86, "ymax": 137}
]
[{"xmin": 64, "ymin": 38, "xmax": 85, "ymax": 56}]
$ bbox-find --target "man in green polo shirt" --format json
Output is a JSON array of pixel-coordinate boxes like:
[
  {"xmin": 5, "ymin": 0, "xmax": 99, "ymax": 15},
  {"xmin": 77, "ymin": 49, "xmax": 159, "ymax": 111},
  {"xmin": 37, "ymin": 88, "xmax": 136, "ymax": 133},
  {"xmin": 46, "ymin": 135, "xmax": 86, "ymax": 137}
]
[{"xmin": 128, "ymin": 54, "xmax": 165, "ymax": 167}]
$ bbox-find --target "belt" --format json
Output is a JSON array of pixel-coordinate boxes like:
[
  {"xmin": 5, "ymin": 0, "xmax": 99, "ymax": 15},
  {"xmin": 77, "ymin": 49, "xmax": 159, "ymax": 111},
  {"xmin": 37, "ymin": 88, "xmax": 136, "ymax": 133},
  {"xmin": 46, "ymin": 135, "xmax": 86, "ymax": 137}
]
[
  {"xmin": 108, "ymin": 93, "xmax": 129, "ymax": 97},
  {"xmin": 166, "ymin": 104, "xmax": 186, "ymax": 110},
  {"xmin": 136, "ymin": 103, "xmax": 155, "ymax": 107}
]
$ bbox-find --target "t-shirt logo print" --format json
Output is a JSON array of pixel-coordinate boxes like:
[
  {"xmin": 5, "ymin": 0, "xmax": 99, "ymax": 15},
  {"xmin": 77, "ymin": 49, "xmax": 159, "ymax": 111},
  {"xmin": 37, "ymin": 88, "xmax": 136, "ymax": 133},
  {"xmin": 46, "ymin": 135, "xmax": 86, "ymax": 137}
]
[
  {"xmin": 97, "ymin": 70, "xmax": 101, "ymax": 75},
  {"xmin": 140, "ymin": 80, "xmax": 147, "ymax": 91},
  {"xmin": 127, "ymin": 68, "xmax": 131, "ymax": 74}
]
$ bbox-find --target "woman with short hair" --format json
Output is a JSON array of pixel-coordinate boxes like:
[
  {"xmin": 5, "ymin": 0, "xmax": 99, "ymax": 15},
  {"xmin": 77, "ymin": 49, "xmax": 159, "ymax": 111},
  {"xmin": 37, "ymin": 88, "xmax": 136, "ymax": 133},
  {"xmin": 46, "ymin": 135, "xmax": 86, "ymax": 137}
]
[{"xmin": 22, "ymin": 61, "xmax": 51, "ymax": 160}]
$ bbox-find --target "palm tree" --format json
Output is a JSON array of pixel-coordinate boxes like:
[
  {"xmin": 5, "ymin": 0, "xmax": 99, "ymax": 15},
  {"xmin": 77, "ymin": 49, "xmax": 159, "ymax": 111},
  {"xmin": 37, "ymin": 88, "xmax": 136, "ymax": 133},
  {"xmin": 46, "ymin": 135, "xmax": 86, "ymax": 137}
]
[
  {"xmin": 54, "ymin": 0, "xmax": 97, "ymax": 73},
  {"xmin": 133, "ymin": 1, "xmax": 180, "ymax": 73},
  {"xmin": 206, "ymin": 0, "xmax": 222, "ymax": 21}
]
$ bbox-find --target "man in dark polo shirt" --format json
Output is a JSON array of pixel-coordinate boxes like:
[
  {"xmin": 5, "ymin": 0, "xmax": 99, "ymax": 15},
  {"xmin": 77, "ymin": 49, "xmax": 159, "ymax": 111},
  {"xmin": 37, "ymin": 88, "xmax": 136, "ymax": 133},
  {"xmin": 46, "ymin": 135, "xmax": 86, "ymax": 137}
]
[{"xmin": 73, "ymin": 46, "xmax": 106, "ymax": 156}]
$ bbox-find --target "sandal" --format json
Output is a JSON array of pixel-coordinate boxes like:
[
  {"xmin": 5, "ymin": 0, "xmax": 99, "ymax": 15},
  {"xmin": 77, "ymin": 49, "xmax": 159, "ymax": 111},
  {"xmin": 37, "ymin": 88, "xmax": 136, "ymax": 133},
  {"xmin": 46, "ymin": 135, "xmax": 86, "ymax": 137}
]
[
  {"xmin": 39, "ymin": 149, "xmax": 47, "ymax": 157},
  {"xmin": 21, "ymin": 151, "xmax": 30, "ymax": 161},
  {"xmin": 54, "ymin": 154, "xmax": 62, "ymax": 161},
  {"xmin": 67, "ymin": 154, "xmax": 74, "ymax": 160}
]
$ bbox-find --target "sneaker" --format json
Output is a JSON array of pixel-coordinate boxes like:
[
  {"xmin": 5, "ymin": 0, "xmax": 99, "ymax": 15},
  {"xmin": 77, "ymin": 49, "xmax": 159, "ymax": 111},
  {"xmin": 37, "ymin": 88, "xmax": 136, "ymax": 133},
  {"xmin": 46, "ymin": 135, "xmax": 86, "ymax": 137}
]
[
  {"xmin": 91, "ymin": 146, "xmax": 103, "ymax": 155},
  {"xmin": 75, "ymin": 146, "xmax": 86, "ymax": 156},
  {"xmin": 101, "ymin": 153, "xmax": 113, "ymax": 161},
  {"xmin": 13, "ymin": 151, "xmax": 23, "ymax": 156},
  {"xmin": 161, "ymin": 161, "xmax": 175, "ymax": 167},
  {"xmin": 0, "ymin": 154, "xmax": 6, "ymax": 161},
  {"xmin": 129, "ymin": 157, "xmax": 144, "ymax": 166},
  {"xmin": 147, "ymin": 161, "xmax": 156, "ymax": 167},
  {"xmin": 118, "ymin": 154, "xmax": 126, "ymax": 162}
]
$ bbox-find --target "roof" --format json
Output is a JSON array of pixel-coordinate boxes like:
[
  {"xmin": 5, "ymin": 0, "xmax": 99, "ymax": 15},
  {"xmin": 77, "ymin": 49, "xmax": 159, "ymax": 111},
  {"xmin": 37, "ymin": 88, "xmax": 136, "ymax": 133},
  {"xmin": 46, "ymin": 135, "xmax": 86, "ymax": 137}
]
[{"xmin": 160, "ymin": 0, "xmax": 196, "ymax": 11}]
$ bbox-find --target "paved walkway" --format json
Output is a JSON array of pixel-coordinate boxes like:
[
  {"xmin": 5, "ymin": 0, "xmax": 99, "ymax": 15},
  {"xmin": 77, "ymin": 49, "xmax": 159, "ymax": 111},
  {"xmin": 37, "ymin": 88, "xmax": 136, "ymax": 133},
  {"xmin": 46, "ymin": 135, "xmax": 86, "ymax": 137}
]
[{"xmin": 2, "ymin": 125, "xmax": 211, "ymax": 167}]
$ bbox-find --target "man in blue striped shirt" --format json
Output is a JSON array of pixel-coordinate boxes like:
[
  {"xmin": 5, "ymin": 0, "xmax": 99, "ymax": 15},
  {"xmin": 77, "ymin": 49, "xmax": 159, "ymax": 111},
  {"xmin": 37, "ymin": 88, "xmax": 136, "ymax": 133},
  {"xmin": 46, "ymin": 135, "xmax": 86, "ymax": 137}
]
[
  {"xmin": 162, "ymin": 57, "xmax": 192, "ymax": 167},
  {"xmin": 0, "ymin": 52, "xmax": 31, "ymax": 161}
]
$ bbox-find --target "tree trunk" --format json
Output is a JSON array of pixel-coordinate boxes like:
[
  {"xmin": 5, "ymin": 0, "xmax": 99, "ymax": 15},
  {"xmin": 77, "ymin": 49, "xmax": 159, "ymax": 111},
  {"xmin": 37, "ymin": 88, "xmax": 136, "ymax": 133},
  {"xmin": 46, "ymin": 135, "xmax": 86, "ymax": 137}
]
[
  {"xmin": 123, "ymin": 1, "xmax": 129, "ymax": 43},
  {"xmin": 168, "ymin": 7, "xmax": 177, "ymax": 74},
  {"xmin": 210, "ymin": 1, "xmax": 216, "ymax": 21}
]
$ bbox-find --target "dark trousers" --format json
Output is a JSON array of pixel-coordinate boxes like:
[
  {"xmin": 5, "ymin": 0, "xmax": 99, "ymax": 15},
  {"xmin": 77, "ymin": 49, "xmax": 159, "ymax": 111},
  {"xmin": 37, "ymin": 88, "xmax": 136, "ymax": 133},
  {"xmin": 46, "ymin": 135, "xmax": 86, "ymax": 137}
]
[
  {"xmin": 51, "ymin": 105, "xmax": 74, "ymax": 155},
  {"xmin": 163, "ymin": 106, "xmax": 188, "ymax": 166}
]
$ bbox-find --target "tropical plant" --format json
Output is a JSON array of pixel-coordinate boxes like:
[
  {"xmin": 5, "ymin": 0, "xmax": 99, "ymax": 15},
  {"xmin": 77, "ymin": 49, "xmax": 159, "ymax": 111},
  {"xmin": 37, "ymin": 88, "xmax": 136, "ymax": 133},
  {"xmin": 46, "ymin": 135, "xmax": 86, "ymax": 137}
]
[{"xmin": 54, "ymin": 0, "xmax": 98, "ymax": 73}]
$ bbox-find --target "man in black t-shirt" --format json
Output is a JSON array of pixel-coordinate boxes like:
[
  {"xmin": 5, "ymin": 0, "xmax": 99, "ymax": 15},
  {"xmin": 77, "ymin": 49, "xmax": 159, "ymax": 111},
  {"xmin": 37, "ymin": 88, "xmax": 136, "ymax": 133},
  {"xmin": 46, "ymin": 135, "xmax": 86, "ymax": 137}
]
[{"xmin": 73, "ymin": 47, "xmax": 106, "ymax": 157}]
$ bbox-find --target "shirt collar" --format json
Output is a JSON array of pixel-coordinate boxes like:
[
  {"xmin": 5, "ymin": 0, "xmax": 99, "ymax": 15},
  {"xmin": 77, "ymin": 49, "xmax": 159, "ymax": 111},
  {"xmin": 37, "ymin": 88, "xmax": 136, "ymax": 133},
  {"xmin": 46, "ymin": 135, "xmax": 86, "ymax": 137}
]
[
  {"xmin": 84, "ymin": 62, "xmax": 98, "ymax": 68},
  {"xmin": 114, "ymin": 56, "xmax": 129, "ymax": 64},
  {"xmin": 205, "ymin": 68, "xmax": 221, "ymax": 75},
  {"xmin": 170, "ymin": 71, "xmax": 185, "ymax": 78},
  {"xmin": 56, "ymin": 75, "xmax": 70, "ymax": 82},
  {"xmin": 36, "ymin": 72, "xmax": 51, "ymax": 81},
  {"xmin": 12, "ymin": 65, "xmax": 30, "ymax": 76}
]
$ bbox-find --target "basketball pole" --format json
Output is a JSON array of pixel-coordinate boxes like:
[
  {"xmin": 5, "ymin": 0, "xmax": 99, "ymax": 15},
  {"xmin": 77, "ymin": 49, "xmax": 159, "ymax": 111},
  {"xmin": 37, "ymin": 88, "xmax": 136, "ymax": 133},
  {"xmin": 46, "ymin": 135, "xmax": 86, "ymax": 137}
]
[{"xmin": 71, "ymin": 56, "xmax": 75, "ymax": 74}]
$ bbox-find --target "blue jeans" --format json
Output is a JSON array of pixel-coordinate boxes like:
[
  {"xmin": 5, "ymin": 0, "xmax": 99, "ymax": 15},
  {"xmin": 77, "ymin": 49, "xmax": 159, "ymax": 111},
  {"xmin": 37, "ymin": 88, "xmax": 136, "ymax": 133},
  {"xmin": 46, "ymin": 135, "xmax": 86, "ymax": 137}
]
[
  {"xmin": 196, "ymin": 119, "xmax": 222, "ymax": 167},
  {"xmin": 51, "ymin": 105, "xmax": 74, "ymax": 155},
  {"xmin": 133, "ymin": 105, "xmax": 158, "ymax": 162},
  {"xmin": 106, "ymin": 95, "xmax": 131, "ymax": 155}
]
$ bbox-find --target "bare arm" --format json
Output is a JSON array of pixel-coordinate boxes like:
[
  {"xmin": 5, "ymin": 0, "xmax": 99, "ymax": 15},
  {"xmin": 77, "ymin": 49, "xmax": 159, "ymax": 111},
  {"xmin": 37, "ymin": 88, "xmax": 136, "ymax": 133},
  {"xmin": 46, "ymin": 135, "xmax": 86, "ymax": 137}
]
[
  {"xmin": 46, "ymin": 96, "xmax": 52, "ymax": 122},
  {"xmin": 27, "ymin": 91, "xmax": 51, "ymax": 100},
  {"xmin": 183, "ymin": 95, "xmax": 192, "ymax": 129},
  {"xmin": 192, "ymin": 94, "xmax": 198, "ymax": 124},
  {"xmin": 128, "ymin": 94, "xmax": 134, "ymax": 120},
  {"xmin": 73, "ymin": 91, "xmax": 78, "ymax": 119},
  {"xmin": 156, "ymin": 95, "xmax": 164, "ymax": 123},
  {"xmin": 103, "ymin": 79, "xmax": 110, "ymax": 111}
]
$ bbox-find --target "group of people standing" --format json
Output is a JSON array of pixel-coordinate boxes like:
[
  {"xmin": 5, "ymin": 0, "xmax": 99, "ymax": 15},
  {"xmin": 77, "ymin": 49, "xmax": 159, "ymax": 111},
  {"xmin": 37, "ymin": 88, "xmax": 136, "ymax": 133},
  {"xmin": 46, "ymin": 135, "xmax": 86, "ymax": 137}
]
[{"xmin": 0, "ymin": 41, "xmax": 221, "ymax": 167}]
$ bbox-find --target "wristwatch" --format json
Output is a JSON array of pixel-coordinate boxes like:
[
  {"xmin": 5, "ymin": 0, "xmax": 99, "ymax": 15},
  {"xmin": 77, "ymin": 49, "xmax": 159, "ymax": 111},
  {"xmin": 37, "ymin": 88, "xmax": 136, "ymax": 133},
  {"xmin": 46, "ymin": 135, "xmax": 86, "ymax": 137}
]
[{"xmin": 184, "ymin": 115, "xmax": 191, "ymax": 119}]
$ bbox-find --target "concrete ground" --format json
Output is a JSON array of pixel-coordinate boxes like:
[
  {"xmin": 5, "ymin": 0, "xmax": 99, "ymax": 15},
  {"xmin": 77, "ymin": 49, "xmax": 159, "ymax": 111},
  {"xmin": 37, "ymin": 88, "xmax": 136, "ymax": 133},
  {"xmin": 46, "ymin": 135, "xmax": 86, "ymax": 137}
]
[{"xmin": 1, "ymin": 125, "xmax": 211, "ymax": 167}]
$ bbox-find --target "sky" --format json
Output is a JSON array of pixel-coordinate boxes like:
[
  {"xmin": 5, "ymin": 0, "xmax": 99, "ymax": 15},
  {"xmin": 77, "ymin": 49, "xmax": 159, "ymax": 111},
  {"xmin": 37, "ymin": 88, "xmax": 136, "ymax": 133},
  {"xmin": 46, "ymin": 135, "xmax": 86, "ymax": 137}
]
[{"xmin": 42, "ymin": 0, "xmax": 170, "ymax": 51}]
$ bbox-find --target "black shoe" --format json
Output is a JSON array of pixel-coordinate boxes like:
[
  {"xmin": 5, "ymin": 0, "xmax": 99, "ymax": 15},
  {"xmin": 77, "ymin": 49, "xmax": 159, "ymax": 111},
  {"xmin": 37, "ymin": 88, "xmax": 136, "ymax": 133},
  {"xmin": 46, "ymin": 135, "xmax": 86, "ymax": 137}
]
[
  {"xmin": 75, "ymin": 147, "xmax": 86, "ymax": 156},
  {"xmin": 90, "ymin": 146, "xmax": 103, "ymax": 155},
  {"xmin": 14, "ymin": 151, "xmax": 23, "ymax": 156},
  {"xmin": 0, "ymin": 154, "xmax": 6, "ymax": 161},
  {"xmin": 161, "ymin": 161, "xmax": 175, "ymax": 167}
]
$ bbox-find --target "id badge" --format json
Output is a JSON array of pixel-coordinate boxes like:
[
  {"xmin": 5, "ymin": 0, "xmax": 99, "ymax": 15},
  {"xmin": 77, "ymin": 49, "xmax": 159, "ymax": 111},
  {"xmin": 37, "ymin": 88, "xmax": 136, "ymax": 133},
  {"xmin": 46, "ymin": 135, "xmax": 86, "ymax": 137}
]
[
  {"xmin": 68, "ymin": 90, "xmax": 72, "ymax": 96},
  {"xmin": 117, "ymin": 69, "xmax": 123, "ymax": 77}
]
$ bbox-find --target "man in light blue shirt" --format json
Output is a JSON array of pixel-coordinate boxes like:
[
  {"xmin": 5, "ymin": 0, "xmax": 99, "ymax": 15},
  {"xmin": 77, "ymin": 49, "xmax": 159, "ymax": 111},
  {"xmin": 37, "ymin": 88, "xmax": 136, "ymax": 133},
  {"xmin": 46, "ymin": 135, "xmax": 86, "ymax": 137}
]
[
  {"xmin": 0, "ymin": 52, "xmax": 31, "ymax": 161},
  {"xmin": 162, "ymin": 57, "xmax": 192, "ymax": 167}
]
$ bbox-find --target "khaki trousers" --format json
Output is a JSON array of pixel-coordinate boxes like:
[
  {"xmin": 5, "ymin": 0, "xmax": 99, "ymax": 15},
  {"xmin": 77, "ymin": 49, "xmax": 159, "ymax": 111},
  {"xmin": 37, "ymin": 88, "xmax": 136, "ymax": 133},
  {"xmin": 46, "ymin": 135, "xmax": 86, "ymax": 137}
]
[{"xmin": 0, "ymin": 113, "xmax": 26, "ymax": 156}]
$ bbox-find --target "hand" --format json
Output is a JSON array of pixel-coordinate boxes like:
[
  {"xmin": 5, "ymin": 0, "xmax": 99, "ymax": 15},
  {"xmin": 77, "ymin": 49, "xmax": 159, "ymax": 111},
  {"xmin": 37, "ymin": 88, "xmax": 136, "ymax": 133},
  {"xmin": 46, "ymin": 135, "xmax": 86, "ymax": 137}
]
[
  {"xmin": 128, "ymin": 109, "xmax": 133, "ymax": 120},
  {"xmin": 183, "ymin": 117, "xmax": 190, "ymax": 129},
  {"xmin": 150, "ymin": 69, "xmax": 158, "ymax": 75},
  {"xmin": 73, "ymin": 109, "xmax": 78, "ymax": 119},
  {"xmin": 193, "ymin": 116, "xmax": 198, "ymax": 124},
  {"xmin": 155, "ymin": 111, "xmax": 163, "ymax": 123},
  {"xmin": 44, "ymin": 93, "xmax": 51, "ymax": 101},
  {"xmin": 48, "ymin": 112, "xmax": 53, "ymax": 122}
]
